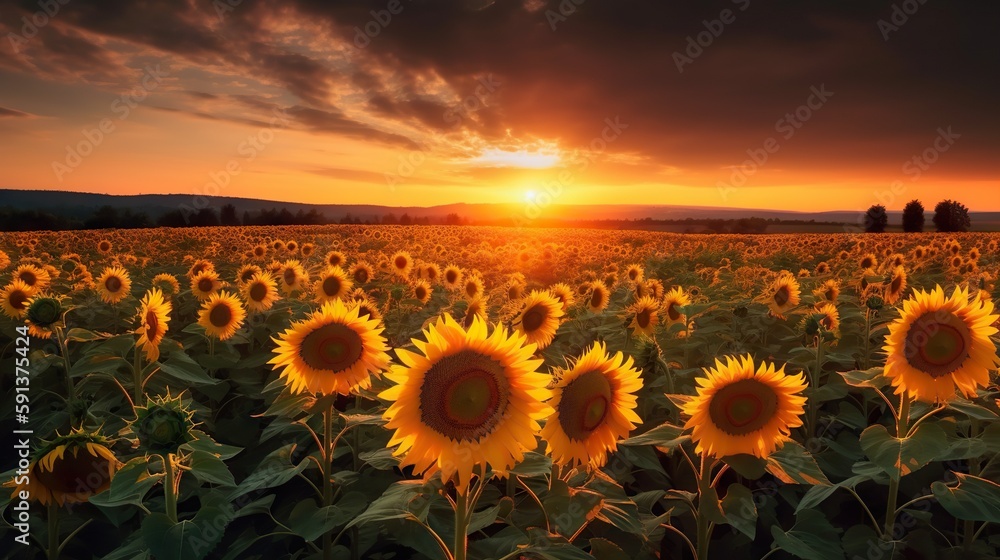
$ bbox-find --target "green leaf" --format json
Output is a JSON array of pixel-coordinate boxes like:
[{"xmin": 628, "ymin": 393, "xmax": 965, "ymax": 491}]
[
  {"xmin": 770, "ymin": 509, "xmax": 845, "ymax": 560},
  {"xmin": 188, "ymin": 450, "xmax": 236, "ymax": 487},
  {"xmin": 723, "ymin": 454, "xmax": 767, "ymax": 480},
  {"xmin": 227, "ymin": 445, "xmax": 307, "ymax": 500},
  {"xmin": 721, "ymin": 483, "xmax": 757, "ymax": 540},
  {"xmin": 347, "ymin": 480, "xmax": 439, "ymax": 529},
  {"xmin": 65, "ymin": 328, "xmax": 106, "ymax": 342},
  {"xmin": 181, "ymin": 430, "xmax": 243, "ymax": 460},
  {"xmin": 71, "ymin": 354, "xmax": 129, "ymax": 377},
  {"xmin": 90, "ymin": 457, "xmax": 162, "ymax": 511},
  {"xmin": 544, "ymin": 479, "xmax": 603, "ymax": 538},
  {"xmin": 508, "ymin": 451, "xmax": 553, "ymax": 477},
  {"xmin": 839, "ymin": 368, "xmax": 888, "ymax": 389},
  {"xmin": 468, "ymin": 497, "xmax": 512, "ymax": 534},
  {"xmin": 159, "ymin": 350, "xmax": 222, "ymax": 387},
  {"xmin": 140, "ymin": 494, "xmax": 233, "ymax": 560},
  {"xmin": 286, "ymin": 497, "xmax": 362, "ymax": 542},
  {"xmin": 766, "ymin": 441, "xmax": 831, "ymax": 486},
  {"xmin": 932, "ymin": 474, "xmax": 1000, "ymax": 522},
  {"xmin": 859, "ymin": 421, "xmax": 947, "ymax": 480},
  {"xmin": 587, "ymin": 538, "xmax": 630, "ymax": 560},
  {"xmin": 795, "ymin": 475, "xmax": 869, "ymax": 513},
  {"xmin": 947, "ymin": 400, "xmax": 999, "ymax": 420},
  {"xmin": 358, "ymin": 447, "xmax": 400, "ymax": 470},
  {"xmin": 514, "ymin": 528, "xmax": 596, "ymax": 560},
  {"xmin": 619, "ymin": 421, "xmax": 689, "ymax": 451}
]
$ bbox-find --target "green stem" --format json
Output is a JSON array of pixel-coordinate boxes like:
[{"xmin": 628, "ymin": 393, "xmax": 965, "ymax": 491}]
[
  {"xmin": 884, "ymin": 393, "xmax": 910, "ymax": 536},
  {"xmin": 964, "ymin": 419, "xmax": 982, "ymax": 550},
  {"xmin": 862, "ymin": 309, "xmax": 871, "ymax": 369},
  {"xmin": 133, "ymin": 345, "xmax": 144, "ymax": 405},
  {"xmin": 323, "ymin": 404, "xmax": 334, "ymax": 560},
  {"xmin": 454, "ymin": 489, "xmax": 469, "ymax": 560},
  {"xmin": 696, "ymin": 454, "xmax": 715, "ymax": 560},
  {"xmin": 54, "ymin": 326, "xmax": 74, "ymax": 402},
  {"xmin": 47, "ymin": 501, "xmax": 59, "ymax": 560},
  {"xmin": 162, "ymin": 454, "xmax": 178, "ymax": 523},
  {"xmin": 807, "ymin": 336, "xmax": 823, "ymax": 438}
]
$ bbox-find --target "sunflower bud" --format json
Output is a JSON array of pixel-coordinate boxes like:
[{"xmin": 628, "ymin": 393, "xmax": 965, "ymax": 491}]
[
  {"xmin": 733, "ymin": 304, "xmax": 749, "ymax": 318},
  {"xmin": 865, "ymin": 296, "xmax": 884, "ymax": 311},
  {"xmin": 27, "ymin": 296, "xmax": 61, "ymax": 327},
  {"xmin": 803, "ymin": 314, "xmax": 821, "ymax": 337},
  {"xmin": 390, "ymin": 287, "xmax": 405, "ymax": 301},
  {"xmin": 131, "ymin": 393, "xmax": 195, "ymax": 454}
]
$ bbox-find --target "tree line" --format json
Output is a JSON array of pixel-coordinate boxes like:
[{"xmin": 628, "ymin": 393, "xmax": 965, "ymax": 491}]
[{"xmin": 863, "ymin": 199, "xmax": 972, "ymax": 233}]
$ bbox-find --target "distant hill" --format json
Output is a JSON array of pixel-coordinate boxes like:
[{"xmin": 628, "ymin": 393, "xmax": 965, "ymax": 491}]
[{"xmin": 2, "ymin": 188, "xmax": 998, "ymax": 230}]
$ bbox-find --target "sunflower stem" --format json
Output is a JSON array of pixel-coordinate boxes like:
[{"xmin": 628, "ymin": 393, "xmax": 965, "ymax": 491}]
[
  {"xmin": 54, "ymin": 325, "xmax": 76, "ymax": 426},
  {"xmin": 696, "ymin": 454, "xmax": 715, "ymax": 560},
  {"xmin": 862, "ymin": 308, "xmax": 871, "ymax": 370},
  {"xmin": 453, "ymin": 486, "xmax": 470, "ymax": 560},
  {"xmin": 47, "ymin": 500, "xmax": 60, "ymax": 560},
  {"xmin": 162, "ymin": 453, "xmax": 178, "ymax": 523},
  {"xmin": 807, "ymin": 335, "xmax": 824, "ymax": 439},
  {"xmin": 323, "ymin": 404, "xmax": 334, "ymax": 560},
  {"xmin": 964, "ymin": 419, "xmax": 982, "ymax": 551},
  {"xmin": 133, "ymin": 345, "xmax": 144, "ymax": 405},
  {"xmin": 884, "ymin": 393, "xmax": 910, "ymax": 537}
]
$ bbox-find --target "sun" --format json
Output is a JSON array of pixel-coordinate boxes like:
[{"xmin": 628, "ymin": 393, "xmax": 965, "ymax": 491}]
[{"xmin": 525, "ymin": 189, "xmax": 537, "ymax": 202}]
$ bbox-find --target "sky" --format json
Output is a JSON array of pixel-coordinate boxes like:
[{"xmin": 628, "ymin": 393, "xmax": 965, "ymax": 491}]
[{"xmin": 1, "ymin": 0, "xmax": 998, "ymax": 212}]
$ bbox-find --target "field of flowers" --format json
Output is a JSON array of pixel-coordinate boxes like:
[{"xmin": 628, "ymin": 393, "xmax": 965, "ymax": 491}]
[{"xmin": 1, "ymin": 226, "xmax": 998, "ymax": 560}]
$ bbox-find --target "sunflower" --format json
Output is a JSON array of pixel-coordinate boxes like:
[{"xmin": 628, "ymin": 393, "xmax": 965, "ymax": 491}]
[
  {"xmin": 443, "ymin": 265, "xmax": 464, "ymax": 290},
  {"xmin": 380, "ymin": 315, "xmax": 552, "ymax": 490},
  {"xmin": 137, "ymin": 288, "xmax": 171, "ymax": 362},
  {"xmin": 0, "ymin": 280, "xmax": 32, "ymax": 319},
  {"xmin": 812, "ymin": 279, "xmax": 840, "ymax": 304},
  {"xmin": 513, "ymin": 290, "xmax": 564, "ymax": 350},
  {"xmin": 237, "ymin": 272, "xmax": 275, "ymax": 313},
  {"xmin": 859, "ymin": 253, "xmax": 878, "ymax": 272},
  {"xmin": 190, "ymin": 270, "xmax": 223, "ymax": 301},
  {"xmin": 300, "ymin": 243, "xmax": 315, "ymax": 258},
  {"xmin": 97, "ymin": 239, "xmax": 113, "ymax": 254},
  {"xmin": 326, "ymin": 250, "xmax": 347, "ymax": 268},
  {"xmin": 461, "ymin": 295, "xmax": 488, "ymax": 328},
  {"xmin": 13, "ymin": 263, "xmax": 50, "ymax": 293},
  {"xmin": 350, "ymin": 262, "xmax": 374, "ymax": 285},
  {"xmin": 97, "ymin": 266, "xmax": 132, "ymax": 304},
  {"xmin": 151, "ymin": 273, "xmax": 181, "ymax": 299},
  {"xmin": 884, "ymin": 265, "xmax": 908, "ymax": 304},
  {"xmin": 391, "ymin": 251, "xmax": 413, "ymax": 278},
  {"xmin": 353, "ymin": 295, "xmax": 383, "ymax": 322},
  {"xmin": 421, "ymin": 263, "xmax": 441, "ymax": 283},
  {"xmin": 0, "ymin": 249, "xmax": 11, "ymax": 271},
  {"xmin": 626, "ymin": 296, "xmax": 660, "ymax": 337},
  {"xmin": 7, "ymin": 429, "xmax": 120, "ymax": 506},
  {"xmin": 682, "ymin": 355, "xmax": 807, "ymax": 458},
  {"xmin": 187, "ymin": 259, "xmax": 215, "ymax": 278},
  {"xmin": 197, "ymin": 291, "xmax": 246, "ymax": 341},
  {"xmin": 550, "ymin": 283, "xmax": 576, "ymax": 312},
  {"xmin": 270, "ymin": 299, "xmax": 391, "ymax": 395},
  {"xmin": 236, "ymin": 264, "xmax": 263, "ymax": 286},
  {"xmin": 765, "ymin": 273, "xmax": 800, "ymax": 318},
  {"xmin": 541, "ymin": 342, "xmax": 643, "ymax": 468},
  {"xmin": 624, "ymin": 264, "xmax": 644, "ymax": 284},
  {"xmin": 662, "ymin": 286, "xmax": 690, "ymax": 327},
  {"xmin": 464, "ymin": 275, "xmax": 485, "ymax": 299},
  {"xmin": 586, "ymin": 281, "xmax": 610, "ymax": 313},
  {"xmin": 252, "ymin": 244, "xmax": 267, "ymax": 258},
  {"xmin": 412, "ymin": 279, "xmax": 432, "ymax": 304},
  {"xmin": 314, "ymin": 267, "xmax": 353, "ymax": 304},
  {"xmin": 279, "ymin": 260, "xmax": 309, "ymax": 295},
  {"xmin": 883, "ymin": 286, "xmax": 1000, "ymax": 403}
]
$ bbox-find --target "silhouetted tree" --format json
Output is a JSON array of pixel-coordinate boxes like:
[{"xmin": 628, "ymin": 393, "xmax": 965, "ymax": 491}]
[
  {"xmin": 445, "ymin": 213, "xmax": 462, "ymax": 225},
  {"xmin": 220, "ymin": 204, "xmax": 240, "ymax": 226},
  {"xmin": 243, "ymin": 211, "xmax": 252, "ymax": 225},
  {"xmin": 189, "ymin": 208, "xmax": 220, "ymax": 227},
  {"xmin": 902, "ymin": 200, "xmax": 924, "ymax": 232},
  {"xmin": 399, "ymin": 213, "xmax": 412, "ymax": 225},
  {"xmin": 933, "ymin": 200, "xmax": 971, "ymax": 232},
  {"xmin": 85, "ymin": 205, "xmax": 120, "ymax": 229},
  {"xmin": 157, "ymin": 210, "xmax": 189, "ymax": 227},
  {"xmin": 864, "ymin": 204, "xmax": 888, "ymax": 233},
  {"xmin": 118, "ymin": 209, "xmax": 150, "ymax": 229},
  {"xmin": 381, "ymin": 213, "xmax": 398, "ymax": 225}
]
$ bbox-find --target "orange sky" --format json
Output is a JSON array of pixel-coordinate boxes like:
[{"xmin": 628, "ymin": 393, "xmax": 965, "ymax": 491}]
[{"xmin": 1, "ymin": 1, "xmax": 997, "ymax": 212}]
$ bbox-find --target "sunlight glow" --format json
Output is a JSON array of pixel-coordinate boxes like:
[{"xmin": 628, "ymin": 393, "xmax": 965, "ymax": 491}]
[{"xmin": 470, "ymin": 148, "xmax": 561, "ymax": 169}]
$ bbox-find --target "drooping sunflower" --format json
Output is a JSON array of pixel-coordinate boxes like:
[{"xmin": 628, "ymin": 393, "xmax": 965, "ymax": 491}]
[
  {"xmin": 513, "ymin": 290, "xmax": 564, "ymax": 350},
  {"xmin": 270, "ymin": 299, "xmax": 391, "ymax": 395},
  {"xmin": 190, "ymin": 270, "xmax": 223, "ymax": 301},
  {"xmin": 137, "ymin": 288, "xmax": 171, "ymax": 362},
  {"xmin": 883, "ymin": 286, "xmax": 1000, "ymax": 403},
  {"xmin": 350, "ymin": 261, "xmax": 374, "ymax": 285},
  {"xmin": 152, "ymin": 273, "xmax": 181, "ymax": 299},
  {"xmin": 765, "ymin": 273, "xmax": 800, "ymax": 318},
  {"xmin": 443, "ymin": 265, "xmax": 464, "ymax": 290},
  {"xmin": 412, "ymin": 279, "xmax": 433, "ymax": 304},
  {"xmin": 0, "ymin": 280, "xmax": 32, "ymax": 319},
  {"xmin": 859, "ymin": 253, "xmax": 878, "ymax": 272},
  {"xmin": 586, "ymin": 281, "xmax": 610, "ymax": 313},
  {"xmin": 197, "ymin": 291, "xmax": 246, "ymax": 341},
  {"xmin": 391, "ymin": 251, "xmax": 414, "ymax": 278},
  {"xmin": 314, "ymin": 266, "xmax": 353, "ymax": 304},
  {"xmin": 380, "ymin": 315, "xmax": 552, "ymax": 490},
  {"xmin": 884, "ymin": 265, "xmax": 908, "ymax": 304},
  {"xmin": 624, "ymin": 264, "xmax": 644, "ymax": 284},
  {"xmin": 7, "ymin": 429, "xmax": 120, "ymax": 506},
  {"xmin": 464, "ymin": 275, "xmax": 485, "ymax": 299},
  {"xmin": 812, "ymin": 279, "xmax": 840, "ymax": 304},
  {"xmin": 353, "ymin": 295, "xmax": 383, "ymax": 322},
  {"xmin": 97, "ymin": 266, "xmax": 132, "ymax": 304},
  {"xmin": 662, "ymin": 286, "xmax": 690, "ymax": 327},
  {"xmin": 813, "ymin": 302, "xmax": 840, "ymax": 334},
  {"xmin": 461, "ymin": 295, "xmax": 488, "ymax": 328},
  {"xmin": 682, "ymin": 355, "xmax": 808, "ymax": 458},
  {"xmin": 243, "ymin": 272, "xmax": 279, "ymax": 313},
  {"xmin": 550, "ymin": 283, "xmax": 576, "ymax": 313},
  {"xmin": 186, "ymin": 259, "xmax": 215, "ymax": 278},
  {"xmin": 626, "ymin": 296, "xmax": 660, "ymax": 337},
  {"xmin": 541, "ymin": 342, "xmax": 643, "ymax": 468}
]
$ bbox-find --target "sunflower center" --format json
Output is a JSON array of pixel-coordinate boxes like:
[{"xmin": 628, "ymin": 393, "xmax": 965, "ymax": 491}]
[
  {"xmin": 322, "ymin": 276, "xmax": 342, "ymax": 297},
  {"xmin": 241, "ymin": 270, "xmax": 256, "ymax": 282},
  {"xmin": 299, "ymin": 323, "xmax": 364, "ymax": 373},
  {"xmin": 209, "ymin": 304, "xmax": 232, "ymax": 328},
  {"xmin": 357, "ymin": 304, "xmax": 374, "ymax": 319},
  {"xmin": 249, "ymin": 282, "xmax": 267, "ymax": 301},
  {"xmin": 395, "ymin": 256, "xmax": 408, "ymax": 269},
  {"xmin": 825, "ymin": 288, "xmax": 835, "ymax": 301},
  {"xmin": 466, "ymin": 282, "xmax": 478, "ymax": 297},
  {"xmin": 420, "ymin": 350, "xmax": 509, "ymax": 442},
  {"xmin": 145, "ymin": 309, "xmax": 160, "ymax": 337},
  {"xmin": 773, "ymin": 286, "xmax": 790, "ymax": 307},
  {"xmin": 708, "ymin": 378, "xmax": 778, "ymax": 436},
  {"xmin": 283, "ymin": 268, "xmax": 297, "ymax": 285},
  {"xmin": 667, "ymin": 304, "xmax": 681, "ymax": 321},
  {"xmin": 35, "ymin": 447, "xmax": 112, "ymax": 495},
  {"xmin": 354, "ymin": 269, "xmax": 369, "ymax": 284},
  {"xmin": 904, "ymin": 312, "xmax": 971, "ymax": 378},
  {"xmin": 590, "ymin": 289, "xmax": 604, "ymax": 308},
  {"xmin": 198, "ymin": 278, "xmax": 214, "ymax": 293},
  {"xmin": 890, "ymin": 276, "xmax": 902, "ymax": 293},
  {"xmin": 558, "ymin": 370, "xmax": 613, "ymax": 441},
  {"xmin": 446, "ymin": 271, "xmax": 458, "ymax": 283},
  {"xmin": 522, "ymin": 306, "xmax": 546, "ymax": 332},
  {"xmin": 636, "ymin": 308, "xmax": 652, "ymax": 328},
  {"xmin": 21, "ymin": 271, "xmax": 37, "ymax": 285},
  {"xmin": 10, "ymin": 290, "xmax": 28, "ymax": 310},
  {"xmin": 105, "ymin": 276, "xmax": 122, "ymax": 293},
  {"xmin": 415, "ymin": 286, "xmax": 427, "ymax": 300}
]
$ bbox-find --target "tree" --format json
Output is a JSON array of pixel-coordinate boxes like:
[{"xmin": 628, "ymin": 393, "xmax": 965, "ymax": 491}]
[
  {"xmin": 157, "ymin": 210, "xmax": 188, "ymax": 227},
  {"xmin": 189, "ymin": 208, "xmax": 220, "ymax": 227},
  {"xmin": 902, "ymin": 199, "xmax": 924, "ymax": 232},
  {"xmin": 220, "ymin": 203, "xmax": 240, "ymax": 226},
  {"xmin": 399, "ymin": 213, "xmax": 412, "ymax": 225},
  {"xmin": 864, "ymin": 204, "xmax": 888, "ymax": 233},
  {"xmin": 933, "ymin": 200, "xmax": 971, "ymax": 232},
  {"xmin": 85, "ymin": 205, "xmax": 120, "ymax": 229}
]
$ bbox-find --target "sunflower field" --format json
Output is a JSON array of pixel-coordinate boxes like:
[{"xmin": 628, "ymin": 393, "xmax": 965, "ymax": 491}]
[{"xmin": 1, "ymin": 226, "xmax": 999, "ymax": 560}]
